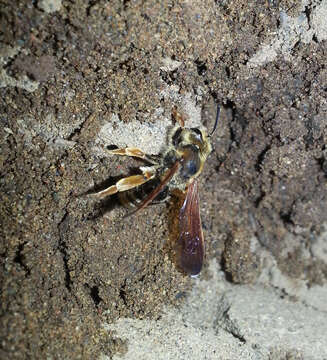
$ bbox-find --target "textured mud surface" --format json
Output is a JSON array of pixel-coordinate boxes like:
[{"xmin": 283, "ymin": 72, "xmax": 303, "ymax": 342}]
[{"xmin": 1, "ymin": 0, "xmax": 327, "ymax": 358}]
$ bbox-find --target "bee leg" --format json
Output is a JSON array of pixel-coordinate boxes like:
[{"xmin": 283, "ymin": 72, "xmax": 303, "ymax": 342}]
[
  {"xmin": 93, "ymin": 169, "xmax": 155, "ymax": 199},
  {"xmin": 107, "ymin": 147, "xmax": 159, "ymax": 164},
  {"xmin": 172, "ymin": 106, "xmax": 186, "ymax": 128}
]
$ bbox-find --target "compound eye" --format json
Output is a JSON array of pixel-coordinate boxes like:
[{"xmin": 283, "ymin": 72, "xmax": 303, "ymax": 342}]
[
  {"xmin": 172, "ymin": 127, "xmax": 183, "ymax": 147},
  {"xmin": 191, "ymin": 128, "xmax": 203, "ymax": 142}
]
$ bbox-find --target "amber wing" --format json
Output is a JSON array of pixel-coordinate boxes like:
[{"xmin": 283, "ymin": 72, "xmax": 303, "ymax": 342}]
[{"xmin": 178, "ymin": 180, "xmax": 204, "ymax": 276}]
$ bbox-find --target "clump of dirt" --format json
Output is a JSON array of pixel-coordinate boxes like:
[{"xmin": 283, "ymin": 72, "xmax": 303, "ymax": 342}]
[{"xmin": 1, "ymin": 0, "xmax": 326, "ymax": 358}]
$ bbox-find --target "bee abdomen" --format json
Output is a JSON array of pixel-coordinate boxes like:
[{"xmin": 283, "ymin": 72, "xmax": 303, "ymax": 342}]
[
  {"xmin": 118, "ymin": 178, "xmax": 170, "ymax": 208},
  {"xmin": 118, "ymin": 190, "xmax": 142, "ymax": 208}
]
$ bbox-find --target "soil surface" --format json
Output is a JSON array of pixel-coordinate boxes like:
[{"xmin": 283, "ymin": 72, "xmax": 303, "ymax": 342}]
[{"xmin": 1, "ymin": 0, "xmax": 327, "ymax": 359}]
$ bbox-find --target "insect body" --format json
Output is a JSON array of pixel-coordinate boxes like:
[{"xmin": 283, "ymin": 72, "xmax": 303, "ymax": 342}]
[{"xmin": 95, "ymin": 109, "xmax": 217, "ymax": 275}]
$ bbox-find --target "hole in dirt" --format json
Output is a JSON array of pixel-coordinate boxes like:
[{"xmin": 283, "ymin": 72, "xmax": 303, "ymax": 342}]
[
  {"xmin": 14, "ymin": 243, "xmax": 31, "ymax": 275},
  {"xmin": 279, "ymin": 211, "xmax": 294, "ymax": 226},
  {"xmin": 119, "ymin": 284, "xmax": 128, "ymax": 306},
  {"xmin": 195, "ymin": 59, "xmax": 207, "ymax": 76},
  {"xmin": 90, "ymin": 286, "xmax": 102, "ymax": 306},
  {"xmin": 85, "ymin": 284, "xmax": 103, "ymax": 306}
]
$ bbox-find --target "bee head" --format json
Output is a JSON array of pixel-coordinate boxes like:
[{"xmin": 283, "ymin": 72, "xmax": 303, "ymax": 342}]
[
  {"xmin": 169, "ymin": 127, "xmax": 212, "ymax": 181},
  {"xmin": 171, "ymin": 127, "xmax": 211, "ymax": 158}
]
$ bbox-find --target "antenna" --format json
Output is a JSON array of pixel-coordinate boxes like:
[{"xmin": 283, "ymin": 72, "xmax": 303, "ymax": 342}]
[{"xmin": 209, "ymin": 105, "xmax": 220, "ymax": 137}]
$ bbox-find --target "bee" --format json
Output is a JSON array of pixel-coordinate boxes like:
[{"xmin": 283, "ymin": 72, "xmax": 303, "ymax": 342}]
[{"xmin": 94, "ymin": 106, "xmax": 220, "ymax": 276}]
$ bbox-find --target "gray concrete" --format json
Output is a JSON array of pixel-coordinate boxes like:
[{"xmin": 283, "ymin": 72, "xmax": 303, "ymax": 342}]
[{"xmin": 103, "ymin": 260, "xmax": 327, "ymax": 360}]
